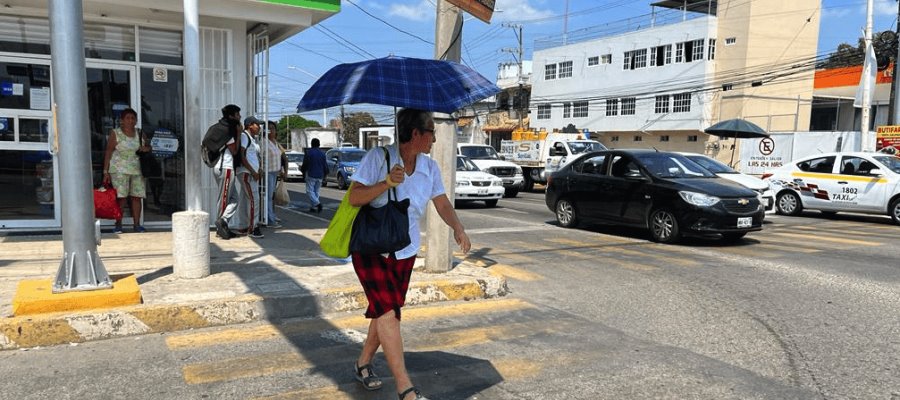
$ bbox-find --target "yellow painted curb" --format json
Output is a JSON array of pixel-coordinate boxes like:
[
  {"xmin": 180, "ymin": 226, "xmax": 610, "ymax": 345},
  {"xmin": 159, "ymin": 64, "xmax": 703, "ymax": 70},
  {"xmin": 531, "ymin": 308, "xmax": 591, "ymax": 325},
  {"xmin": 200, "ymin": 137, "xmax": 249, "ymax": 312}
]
[{"xmin": 12, "ymin": 274, "xmax": 142, "ymax": 316}]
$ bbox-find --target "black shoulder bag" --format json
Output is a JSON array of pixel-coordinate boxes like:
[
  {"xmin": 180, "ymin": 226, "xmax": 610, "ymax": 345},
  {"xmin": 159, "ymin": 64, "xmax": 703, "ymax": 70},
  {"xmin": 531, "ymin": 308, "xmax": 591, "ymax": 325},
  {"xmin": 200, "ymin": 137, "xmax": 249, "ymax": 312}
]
[
  {"xmin": 137, "ymin": 130, "xmax": 162, "ymax": 177},
  {"xmin": 348, "ymin": 147, "xmax": 411, "ymax": 257}
]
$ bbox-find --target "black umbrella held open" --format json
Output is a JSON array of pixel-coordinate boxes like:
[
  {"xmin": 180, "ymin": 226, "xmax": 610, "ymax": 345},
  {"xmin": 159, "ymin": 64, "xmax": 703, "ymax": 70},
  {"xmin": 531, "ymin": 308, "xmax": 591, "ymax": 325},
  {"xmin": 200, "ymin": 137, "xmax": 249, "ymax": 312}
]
[{"xmin": 704, "ymin": 118, "xmax": 769, "ymax": 139}]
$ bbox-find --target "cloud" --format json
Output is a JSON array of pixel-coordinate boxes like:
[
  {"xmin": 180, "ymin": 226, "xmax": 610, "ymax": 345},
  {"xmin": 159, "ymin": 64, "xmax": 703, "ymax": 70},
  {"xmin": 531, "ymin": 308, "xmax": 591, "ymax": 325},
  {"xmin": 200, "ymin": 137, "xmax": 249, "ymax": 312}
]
[
  {"xmin": 387, "ymin": 0, "xmax": 432, "ymax": 20},
  {"xmin": 494, "ymin": 0, "xmax": 555, "ymax": 22}
]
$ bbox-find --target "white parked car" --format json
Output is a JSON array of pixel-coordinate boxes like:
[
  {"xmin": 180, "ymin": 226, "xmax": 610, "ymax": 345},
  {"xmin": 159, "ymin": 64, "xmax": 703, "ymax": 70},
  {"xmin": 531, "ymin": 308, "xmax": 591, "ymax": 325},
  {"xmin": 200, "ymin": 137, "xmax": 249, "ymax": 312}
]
[
  {"xmin": 285, "ymin": 151, "xmax": 304, "ymax": 181},
  {"xmin": 681, "ymin": 153, "xmax": 775, "ymax": 211},
  {"xmin": 457, "ymin": 143, "xmax": 524, "ymax": 197},
  {"xmin": 455, "ymin": 155, "xmax": 504, "ymax": 208},
  {"xmin": 764, "ymin": 151, "xmax": 900, "ymax": 224}
]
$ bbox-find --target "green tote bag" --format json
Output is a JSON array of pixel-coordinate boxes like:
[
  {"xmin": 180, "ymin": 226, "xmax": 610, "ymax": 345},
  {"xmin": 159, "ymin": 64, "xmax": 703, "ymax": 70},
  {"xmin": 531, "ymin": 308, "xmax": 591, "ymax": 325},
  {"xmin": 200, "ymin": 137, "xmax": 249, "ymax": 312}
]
[{"xmin": 319, "ymin": 187, "xmax": 360, "ymax": 258}]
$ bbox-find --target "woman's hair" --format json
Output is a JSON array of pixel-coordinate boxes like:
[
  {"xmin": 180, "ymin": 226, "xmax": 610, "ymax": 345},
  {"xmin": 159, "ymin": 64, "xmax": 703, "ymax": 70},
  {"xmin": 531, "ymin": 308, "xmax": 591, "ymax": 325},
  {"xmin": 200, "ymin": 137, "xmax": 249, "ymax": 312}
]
[
  {"xmin": 396, "ymin": 108, "xmax": 432, "ymax": 143},
  {"xmin": 221, "ymin": 104, "xmax": 241, "ymax": 118},
  {"xmin": 120, "ymin": 108, "xmax": 137, "ymax": 120}
]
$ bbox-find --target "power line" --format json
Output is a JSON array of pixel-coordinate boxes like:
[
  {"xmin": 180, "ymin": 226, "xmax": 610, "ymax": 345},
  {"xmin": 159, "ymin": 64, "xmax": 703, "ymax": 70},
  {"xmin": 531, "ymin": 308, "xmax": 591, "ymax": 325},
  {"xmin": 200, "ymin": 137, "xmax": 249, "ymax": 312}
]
[
  {"xmin": 344, "ymin": 0, "xmax": 433, "ymax": 45},
  {"xmin": 314, "ymin": 25, "xmax": 377, "ymax": 59}
]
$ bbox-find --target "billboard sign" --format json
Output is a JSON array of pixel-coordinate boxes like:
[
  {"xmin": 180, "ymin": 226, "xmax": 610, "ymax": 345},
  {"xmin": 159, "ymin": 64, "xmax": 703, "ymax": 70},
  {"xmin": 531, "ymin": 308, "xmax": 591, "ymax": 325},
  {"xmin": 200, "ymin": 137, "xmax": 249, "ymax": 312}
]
[{"xmin": 446, "ymin": 0, "xmax": 495, "ymax": 23}]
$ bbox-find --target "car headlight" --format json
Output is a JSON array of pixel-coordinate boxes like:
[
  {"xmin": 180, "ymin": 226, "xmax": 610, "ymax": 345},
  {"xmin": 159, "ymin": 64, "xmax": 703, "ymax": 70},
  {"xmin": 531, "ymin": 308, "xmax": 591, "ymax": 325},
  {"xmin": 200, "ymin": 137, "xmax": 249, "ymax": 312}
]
[
  {"xmin": 491, "ymin": 180, "xmax": 503, "ymax": 186},
  {"xmin": 678, "ymin": 191, "xmax": 720, "ymax": 207},
  {"xmin": 456, "ymin": 181, "xmax": 470, "ymax": 187},
  {"xmin": 343, "ymin": 166, "xmax": 356, "ymax": 173},
  {"xmin": 515, "ymin": 166, "xmax": 523, "ymax": 175}
]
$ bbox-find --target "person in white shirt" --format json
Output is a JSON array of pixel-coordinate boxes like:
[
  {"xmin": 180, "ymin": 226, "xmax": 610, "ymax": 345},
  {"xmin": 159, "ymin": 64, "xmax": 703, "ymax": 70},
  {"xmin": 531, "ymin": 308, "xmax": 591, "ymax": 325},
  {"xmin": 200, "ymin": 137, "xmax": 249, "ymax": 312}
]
[
  {"xmin": 235, "ymin": 116, "xmax": 264, "ymax": 238},
  {"xmin": 264, "ymin": 121, "xmax": 287, "ymax": 228},
  {"xmin": 347, "ymin": 108, "xmax": 470, "ymax": 400}
]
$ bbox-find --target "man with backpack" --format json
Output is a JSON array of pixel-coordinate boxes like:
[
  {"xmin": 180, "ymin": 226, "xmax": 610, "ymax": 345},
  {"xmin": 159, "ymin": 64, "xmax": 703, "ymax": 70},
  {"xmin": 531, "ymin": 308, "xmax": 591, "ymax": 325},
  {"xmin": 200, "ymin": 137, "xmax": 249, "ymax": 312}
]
[{"xmin": 204, "ymin": 104, "xmax": 242, "ymax": 240}]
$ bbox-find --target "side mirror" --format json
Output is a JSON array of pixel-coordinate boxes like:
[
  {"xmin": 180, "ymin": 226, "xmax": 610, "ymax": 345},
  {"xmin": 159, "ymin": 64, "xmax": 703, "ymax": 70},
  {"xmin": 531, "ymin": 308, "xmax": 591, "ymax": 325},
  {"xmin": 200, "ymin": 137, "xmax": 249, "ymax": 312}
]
[
  {"xmin": 624, "ymin": 171, "xmax": 647, "ymax": 181},
  {"xmin": 331, "ymin": 156, "xmax": 339, "ymax": 162},
  {"xmin": 499, "ymin": 155, "xmax": 506, "ymax": 161},
  {"xmin": 548, "ymin": 148, "xmax": 559, "ymax": 157}
]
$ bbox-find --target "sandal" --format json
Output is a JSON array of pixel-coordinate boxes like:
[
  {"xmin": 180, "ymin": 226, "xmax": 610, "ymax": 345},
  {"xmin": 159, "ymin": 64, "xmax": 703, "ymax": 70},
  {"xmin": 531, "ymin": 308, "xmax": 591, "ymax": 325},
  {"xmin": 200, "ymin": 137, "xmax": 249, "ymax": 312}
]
[
  {"xmin": 399, "ymin": 386, "xmax": 429, "ymax": 400},
  {"xmin": 354, "ymin": 362, "xmax": 383, "ymax": 391}
]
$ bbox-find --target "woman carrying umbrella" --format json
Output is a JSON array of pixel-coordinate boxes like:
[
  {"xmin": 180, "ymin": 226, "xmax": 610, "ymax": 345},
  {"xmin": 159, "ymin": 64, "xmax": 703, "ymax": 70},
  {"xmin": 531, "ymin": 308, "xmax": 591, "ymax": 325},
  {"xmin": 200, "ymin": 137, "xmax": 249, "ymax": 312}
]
[{"xmin": 348, "ymin": 108, "xmax": 470, "ymax": 400}]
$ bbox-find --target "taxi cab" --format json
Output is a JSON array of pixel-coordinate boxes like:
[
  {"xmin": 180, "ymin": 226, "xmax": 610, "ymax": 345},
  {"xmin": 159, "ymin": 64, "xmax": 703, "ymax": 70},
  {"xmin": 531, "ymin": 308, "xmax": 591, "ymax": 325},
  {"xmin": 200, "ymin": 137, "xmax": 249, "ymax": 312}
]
[{"xmin": 764, "ymin": 152, "xmax": 900, "ymax": 224}]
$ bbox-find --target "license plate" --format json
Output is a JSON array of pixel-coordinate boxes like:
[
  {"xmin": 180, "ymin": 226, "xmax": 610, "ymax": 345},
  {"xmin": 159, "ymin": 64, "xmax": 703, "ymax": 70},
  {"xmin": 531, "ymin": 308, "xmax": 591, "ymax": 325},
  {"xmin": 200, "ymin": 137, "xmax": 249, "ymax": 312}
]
[
  {"xmin": 737, "ymin": 217, "xmax": 752, "ymax": 228},
  {"xmin": 477, "ymin": 189, "xmax": 488, "ymax": 194},
  {"xmin": 502, "ymin": 179, "xmax": 513, "ymax": 184}
]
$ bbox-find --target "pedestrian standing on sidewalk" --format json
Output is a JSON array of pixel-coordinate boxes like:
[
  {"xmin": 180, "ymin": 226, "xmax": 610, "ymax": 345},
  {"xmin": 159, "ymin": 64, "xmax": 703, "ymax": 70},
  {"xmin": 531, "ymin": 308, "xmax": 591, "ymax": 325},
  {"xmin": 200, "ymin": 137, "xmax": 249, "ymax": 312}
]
[
  {"xmin": 211, "ymin": 104, "xmax": 242, "ymax": 240},
  {"xmin": 264, "ymin": 121, "xmax": 287, "ymax": 227},
  {"xmin": 347, "ymin": 108, "xmax": 470, "ymax": 400},
  {"xmin": 102, "ymin": 107, "xmax": 151, "ymax": 233},
  {"xmin": 300, "ymin": 137, "xmax": 328, "ymax": 213},
  {"xmin": 236, "ymin": 116, "xmax": 264, "ymax": 239}
]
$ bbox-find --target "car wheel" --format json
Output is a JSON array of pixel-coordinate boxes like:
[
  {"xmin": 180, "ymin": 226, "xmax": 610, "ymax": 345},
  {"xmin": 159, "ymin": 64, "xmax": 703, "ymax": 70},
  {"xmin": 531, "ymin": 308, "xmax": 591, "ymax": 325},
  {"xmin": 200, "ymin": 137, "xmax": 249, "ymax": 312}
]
[
  {"xmin": 504, "ymin": 189, "xmax": 519, "ymax": 198},
  {"xmin": 485, "ymin": 199, "xmax": 498, "ymax": 208},
  {"xmin": 722, "ymin": 232, "xmax": 747, "ymax": 242},
  {"xmin": 555, "ymin": 198, "xmax": 578, "ymax": 228},
  {"xmin": 523, "ymin": 175, "xmax": 534, "ymax": 192},
  {"xmin": 890, "ymin": 197, "xmax": 900, "ymax": 225},
  {"xmin": 776, "ymin": 191, "xmax": 802, "ymax": 216},
  {"xmin": 649, "ymin": 209, "xmax": 680, "ymax": 243},
  {"xmin": 337, "ymin": 174, "xmax": 348, "ymax": 190}
]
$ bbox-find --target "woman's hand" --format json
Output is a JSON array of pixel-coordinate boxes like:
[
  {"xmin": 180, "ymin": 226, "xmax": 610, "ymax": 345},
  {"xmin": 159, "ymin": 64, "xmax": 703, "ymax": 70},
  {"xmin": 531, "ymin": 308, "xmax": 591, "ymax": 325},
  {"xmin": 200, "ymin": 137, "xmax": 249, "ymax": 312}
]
[
  {"xmin": 386, "ymin": 164, "xmax": 405, "ymax": 187},
  {"xmin": 453, "ymin": 228, "xmax": 471, "ymax": 254}
]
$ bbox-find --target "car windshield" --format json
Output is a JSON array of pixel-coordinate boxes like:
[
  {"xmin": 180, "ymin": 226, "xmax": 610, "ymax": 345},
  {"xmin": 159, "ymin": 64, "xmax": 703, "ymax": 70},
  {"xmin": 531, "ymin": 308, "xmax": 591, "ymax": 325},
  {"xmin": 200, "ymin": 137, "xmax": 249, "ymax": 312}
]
[
  {"xmin": 568, "ymin": 141, "xmax": 607, "ymax": 154},
  {"xmin": 460, "ymin": 146, "xmax": 500, "ymax": 160},
  {"xmin": 456, "ymin": 157, "xmax": 479, "ymax": 171},
  {"xmin": 685, "ymin": 155, "xmax": 736, "ymax": 174},
  {"xmin": 635, "ymin": 153, "xmax": 715, "ymax": 178},
  {"xmin": 342, "ymin": 151, "xmax": 366, "ymax": 162},
  {"xmin": 286, "ymin": 153, "xmax": 303, "ymax": 163},
  {"xmin": 873, "ymin": 155, "xmax": 900, "ymax": 174}
]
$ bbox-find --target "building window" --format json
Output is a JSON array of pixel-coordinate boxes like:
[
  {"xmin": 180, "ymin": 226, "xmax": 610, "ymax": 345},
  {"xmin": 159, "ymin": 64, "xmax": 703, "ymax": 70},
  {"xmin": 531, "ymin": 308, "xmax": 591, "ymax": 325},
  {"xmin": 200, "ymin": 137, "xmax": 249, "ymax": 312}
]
[
  {"xmin": 660, "ymin": 135, "xmax": 670, "ymax": 142},
  {"xmin": 537, "ymin": 104, "xmax": 551, "ymax": 119},
  {"xmin": 707, "ymin": 38, "xmax": 716, "ymax": 60},
  {"xmin": 654, "ymin": 95, "xmax": 670, "ymax": 114},
  {"xmin": 587, "ymin": 56, "xmax": 599, "ymax": 66},
  {"xmin": 606, "ymin": 99, "xmax": 618, "ymax": 116},
  {"xmin": 563, "ymin": 102, "xmax": 572, "ymax": 118},
  {"xmin": 675, "ymin": 42, "xmax": 684, "ymax": 63},
  {"xmin": 623, "ymin": 49, "xmax": 647, "ymax": 70},
  {"xmin": 558, "ymin": 61, "xmax": 573, "ymax": 78},
  {"xmin": 611, "ymin": 136, "xmax": 619, "ymax": 142},
  {"xmin": 573, "ymin": 101, "xmax": 589, "ymax": 118},
  {"xmin": 544, "ymin": 63, "xmax": 557, "ymax": 80},
  {"xmin": 621, "ymin": 98, "xmax": 636, "ymax": 115},
  {"xmin": 691, "ymin": 39, "xmax": 704, "ymax": 61},
  {"xmin": 673, "ymin": 93, "xmax": 691, "ymax": 112},
  {"xmin": 633, "ymin": 135, "xmax": 643, "ymax": 142},
  {"xmin": 650, "ymin": 44, "xmax": 671, "ymax": 67},
  {"xmin": 687, "ymin": 135, "xmax": 698, "ymax": 142},
  {"xmin": 623, "ymin": 51, "xmax": 632, "ymax": 70},
  {"xmin": 725, "ymin": 37, "xmax": 737, "ymax": 46},
  {"xmin": 601, "ymin": 54, "xmax": 612, "ymax": 64}
]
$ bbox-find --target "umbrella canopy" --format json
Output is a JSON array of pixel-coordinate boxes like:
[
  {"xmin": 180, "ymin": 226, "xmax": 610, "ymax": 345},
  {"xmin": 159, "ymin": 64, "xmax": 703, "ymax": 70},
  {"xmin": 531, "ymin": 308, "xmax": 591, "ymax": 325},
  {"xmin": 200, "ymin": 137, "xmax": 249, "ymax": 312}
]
[
  {"xmin": 296, "ymin": 56, "xmax": 501, "ymax": 114},
  {"xmin": 704, "ymin": 118, "xmax": 769, "ymax": 139}
]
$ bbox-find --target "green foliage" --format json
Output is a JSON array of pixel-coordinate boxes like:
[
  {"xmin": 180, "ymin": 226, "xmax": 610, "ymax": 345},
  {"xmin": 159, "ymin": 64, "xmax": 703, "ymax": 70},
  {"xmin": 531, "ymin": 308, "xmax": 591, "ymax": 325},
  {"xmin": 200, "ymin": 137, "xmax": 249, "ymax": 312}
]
[
  {"xmin": 277, "ymin": 115, "xmax": 320, "ymax": 145},
  {"xmin": 329, "ymin": 112, "xmax": 375, "ymax": 147},
  {"xmin": 821, "ymin": 31, "xmax": 897, "ymax": 70}
]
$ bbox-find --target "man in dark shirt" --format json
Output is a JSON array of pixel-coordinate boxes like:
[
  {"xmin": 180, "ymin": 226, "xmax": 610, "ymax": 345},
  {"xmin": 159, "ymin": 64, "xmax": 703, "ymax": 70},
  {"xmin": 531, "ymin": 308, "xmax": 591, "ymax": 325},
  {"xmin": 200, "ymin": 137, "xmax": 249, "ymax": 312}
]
[{"xmin": 300, "ymin": 138, "xmax": 329, "ymax": 213}]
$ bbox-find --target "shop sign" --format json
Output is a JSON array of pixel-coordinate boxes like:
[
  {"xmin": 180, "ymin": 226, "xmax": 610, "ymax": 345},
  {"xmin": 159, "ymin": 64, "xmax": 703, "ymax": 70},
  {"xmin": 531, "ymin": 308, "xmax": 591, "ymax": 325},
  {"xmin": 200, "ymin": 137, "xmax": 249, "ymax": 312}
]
[
  {"xmin": 875, "ymin": 125, "xmax": 900, "ymax": 150},
  {"xmin": 446, "ymin": 0, "xmax": 494, "ymax": 23},
  {"xmin": 151, "ymin": 128, "xmax": 178, "ymax": 158}
]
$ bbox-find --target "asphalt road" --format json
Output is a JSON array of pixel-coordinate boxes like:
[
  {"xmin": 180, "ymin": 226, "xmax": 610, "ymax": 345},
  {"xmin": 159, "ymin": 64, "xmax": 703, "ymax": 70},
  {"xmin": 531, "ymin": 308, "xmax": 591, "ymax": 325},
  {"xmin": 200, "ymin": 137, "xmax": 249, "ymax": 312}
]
[{"xmin": 1, "ymin": 183, "xmax": 898, "ymax": 400}]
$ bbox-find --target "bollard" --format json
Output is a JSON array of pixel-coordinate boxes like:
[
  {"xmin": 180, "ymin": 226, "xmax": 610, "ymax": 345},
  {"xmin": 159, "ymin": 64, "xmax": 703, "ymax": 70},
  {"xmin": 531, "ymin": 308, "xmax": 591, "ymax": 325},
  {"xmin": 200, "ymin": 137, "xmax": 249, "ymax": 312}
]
[{"xmin": 172, "ymin": 210, "xmax": 210, "ymax": 279}]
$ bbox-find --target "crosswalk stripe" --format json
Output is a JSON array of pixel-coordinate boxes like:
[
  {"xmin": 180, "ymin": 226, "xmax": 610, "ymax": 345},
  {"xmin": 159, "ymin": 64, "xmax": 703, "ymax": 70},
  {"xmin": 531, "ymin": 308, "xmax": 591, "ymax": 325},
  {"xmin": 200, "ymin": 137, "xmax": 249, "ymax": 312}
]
[
  {"xmin": 166, "ymin": 298, "xmax": 534, "ymax": 350},
  {"xmin": 182, "ymin": 317, "xmax": 571, "ymax": 385},
  {"xmin": 767, "ymin": 231, "xmax": 880, "ymax": 246},
  {"xmin": 487, "ymin": 264, "xmax": 544, "ymax": 281},
  {"xmin": 729, "ymin": 242, "xmax": 820, "ymax": 255},
  {"xmin": 604, "ymin": 245, "xmax": 700, "ymax": 267},
  {"xmin": 791, "ymin": 225, "xmax": 893, "ymax": 239}
]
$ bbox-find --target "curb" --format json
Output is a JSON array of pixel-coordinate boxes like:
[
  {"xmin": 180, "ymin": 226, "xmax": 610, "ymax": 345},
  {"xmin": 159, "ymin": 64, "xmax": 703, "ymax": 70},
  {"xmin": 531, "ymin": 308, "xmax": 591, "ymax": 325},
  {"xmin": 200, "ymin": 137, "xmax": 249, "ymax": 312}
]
[{"xmin": 0, "ymin": 271, "xmax": 508, "ymax": 350}]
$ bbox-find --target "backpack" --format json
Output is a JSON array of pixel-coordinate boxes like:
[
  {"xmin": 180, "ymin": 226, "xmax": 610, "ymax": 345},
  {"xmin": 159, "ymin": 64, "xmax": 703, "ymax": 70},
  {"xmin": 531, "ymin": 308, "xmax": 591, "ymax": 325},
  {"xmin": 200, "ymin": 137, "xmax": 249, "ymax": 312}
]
[{"xmin": 201, "ymin": 119, "xmax": 241, "ymax": 168}]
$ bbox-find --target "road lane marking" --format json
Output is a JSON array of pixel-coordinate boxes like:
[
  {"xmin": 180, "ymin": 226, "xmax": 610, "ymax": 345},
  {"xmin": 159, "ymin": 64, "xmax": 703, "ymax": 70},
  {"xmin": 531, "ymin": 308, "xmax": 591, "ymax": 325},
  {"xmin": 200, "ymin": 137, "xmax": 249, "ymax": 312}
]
[
  {"xmin": 767, "ymin": 232, "xmax": 880, "ymax": 246},
  {"xmin": 487, "ymin": 264, "xmax": 543, "ymax": 281},
  {"xmin": 166, "ymin": 298, "xmax": 535, "ymax": 350}
]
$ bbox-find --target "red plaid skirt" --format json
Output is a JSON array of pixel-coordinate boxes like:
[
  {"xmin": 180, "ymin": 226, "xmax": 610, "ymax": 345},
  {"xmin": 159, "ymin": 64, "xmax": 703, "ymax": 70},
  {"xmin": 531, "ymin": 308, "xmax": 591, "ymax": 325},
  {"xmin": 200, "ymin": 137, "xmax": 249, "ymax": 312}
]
[{"xmin": 351, "ymin": 252, "xmax": 416, "ymax": 320}]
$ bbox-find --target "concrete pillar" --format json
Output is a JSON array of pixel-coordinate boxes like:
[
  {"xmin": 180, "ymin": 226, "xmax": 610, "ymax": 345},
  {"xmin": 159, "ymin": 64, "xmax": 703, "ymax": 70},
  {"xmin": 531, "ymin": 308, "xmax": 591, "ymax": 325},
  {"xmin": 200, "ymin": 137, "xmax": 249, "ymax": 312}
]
[{"xmin": 172, "ymin": 211, "xmax": 210, "ymax": 279}]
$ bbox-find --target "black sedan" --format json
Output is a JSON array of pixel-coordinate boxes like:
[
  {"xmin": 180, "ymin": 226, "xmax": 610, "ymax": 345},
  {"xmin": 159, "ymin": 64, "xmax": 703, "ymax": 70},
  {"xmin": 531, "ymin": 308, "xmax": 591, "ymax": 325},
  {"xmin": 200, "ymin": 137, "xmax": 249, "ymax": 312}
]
[{"xmin": 545, "ymin": 149, "xmax": 764, "ymax": 243}]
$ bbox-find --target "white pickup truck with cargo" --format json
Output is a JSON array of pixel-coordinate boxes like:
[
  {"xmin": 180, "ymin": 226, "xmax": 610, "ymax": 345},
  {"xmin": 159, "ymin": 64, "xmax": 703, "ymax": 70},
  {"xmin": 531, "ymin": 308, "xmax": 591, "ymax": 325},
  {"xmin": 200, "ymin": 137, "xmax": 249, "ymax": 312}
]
[
  {"xmin": 291, "ymin": 127, "xmax": 341, "ymax": 151},
  {"xmin": 499, "ymin": 132, "xmax": 607, "ymax": 191},
  {"xmin": 457, "ymin": 143, "xmax": 524, "ymax": 197}
]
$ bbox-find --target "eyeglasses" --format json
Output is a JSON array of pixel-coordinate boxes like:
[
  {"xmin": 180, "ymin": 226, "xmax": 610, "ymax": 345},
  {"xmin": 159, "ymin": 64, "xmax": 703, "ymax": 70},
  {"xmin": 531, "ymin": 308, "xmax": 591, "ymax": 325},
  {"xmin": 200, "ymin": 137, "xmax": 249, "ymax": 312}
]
[{"xmin": 420, "ymin": 128, "xmax": 435, "ymax": 135}]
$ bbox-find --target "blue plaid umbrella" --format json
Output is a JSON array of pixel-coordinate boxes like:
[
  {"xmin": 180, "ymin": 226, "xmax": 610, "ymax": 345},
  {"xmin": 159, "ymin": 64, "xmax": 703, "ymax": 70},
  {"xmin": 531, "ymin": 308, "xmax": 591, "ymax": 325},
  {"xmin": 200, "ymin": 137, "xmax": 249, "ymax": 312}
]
[{"xmin": 296, "ymin": 56, "xmax": 500, "ymax": 114}]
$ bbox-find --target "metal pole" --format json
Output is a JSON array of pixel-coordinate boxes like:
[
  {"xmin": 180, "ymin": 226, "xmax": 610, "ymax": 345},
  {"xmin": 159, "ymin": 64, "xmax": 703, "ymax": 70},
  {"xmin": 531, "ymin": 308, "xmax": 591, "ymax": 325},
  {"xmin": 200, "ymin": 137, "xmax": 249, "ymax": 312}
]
[
  {"xmin": 183, "ymin": 0, "xmax": 202, "ymax": 211},
  {"xmin": 861, "ymin": 0, "xmax": 874, "ymax": 151},
  {"xmin": 49, "ymin": 0, "xmax": 111, "ymax": 292},
  {"xmin": 427, "ymin": 0, "xmax": 462, "ymax": 273},
  {"xmin": 893, "ymin": 0, "xmax": 900, "ymax": 124}
]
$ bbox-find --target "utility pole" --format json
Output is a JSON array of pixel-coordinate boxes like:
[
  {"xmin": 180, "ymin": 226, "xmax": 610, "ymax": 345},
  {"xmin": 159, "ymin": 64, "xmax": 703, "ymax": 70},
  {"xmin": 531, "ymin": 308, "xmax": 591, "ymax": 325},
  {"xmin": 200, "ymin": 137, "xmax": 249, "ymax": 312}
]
[
  {"xmin": 426, "ymin": 0, "xmax": 462, "ymax": 273},
  {"xmin": 892, "ymin": 0, "xmax": 900, "ymax": 124},
  {"xmin": 501, "ymin": 23, "xmax": 524, "ymax": 129},
  {"xmin": 862, "ymin": 0, "xmax": 874, "ymax": 151}
]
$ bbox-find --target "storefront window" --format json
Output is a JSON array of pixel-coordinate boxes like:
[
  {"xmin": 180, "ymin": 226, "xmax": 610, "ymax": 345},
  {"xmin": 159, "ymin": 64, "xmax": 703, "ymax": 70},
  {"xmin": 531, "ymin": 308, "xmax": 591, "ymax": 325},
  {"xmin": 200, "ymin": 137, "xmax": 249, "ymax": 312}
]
[
  {"xmin": 0, "ymin": 62, "xmax": 52, "ymax": 111},
  {"xmin": 140, "ymin": 67, "xmax": 184, "ymax": 217},
  {"xmin": 0, "ymin": 150, "xmax": 54, "ymax": 222},
  {"xmin": 140, "ymin": 28, "xmax": 183, "ymax": 65},
  {"xmin": 0, "ymin": 15, "xmax": 51, "ymax": 55},
  {"xmin": 84, "ymin": 23, "xmax": 136, "ymax": 61}
]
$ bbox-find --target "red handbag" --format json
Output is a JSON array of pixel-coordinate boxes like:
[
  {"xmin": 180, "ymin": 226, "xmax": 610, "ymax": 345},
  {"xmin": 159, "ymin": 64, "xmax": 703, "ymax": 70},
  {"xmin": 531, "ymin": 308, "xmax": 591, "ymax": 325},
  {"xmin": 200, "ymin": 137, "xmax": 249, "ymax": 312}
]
[{"xmin": 94, "ymin": 184, "xmax": 122, "ymax": 220}]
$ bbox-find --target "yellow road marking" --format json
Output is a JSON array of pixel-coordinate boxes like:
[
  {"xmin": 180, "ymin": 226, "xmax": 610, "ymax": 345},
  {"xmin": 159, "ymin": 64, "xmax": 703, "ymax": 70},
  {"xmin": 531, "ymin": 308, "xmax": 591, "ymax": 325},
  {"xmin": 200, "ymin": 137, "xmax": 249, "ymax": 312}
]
[
  {"xmin": 166, "ymin": 298, "xmax": 534, "ymax": 350},
  {"xmin": 595, "ymin": 256, "xmax": 658, "ymax": 271},
  {"xmin": 488, "ymin": 264, "xmax": 543, "ymax": 281},
  {"xmin": 606, "ymin": 246, "xmax": 700, "ymax": 267},
  {"xmin": 546, "ymin": 238, "xmax": 594, "ymax": 247},
  {"xmin": 792, "ymin": 225, "xmax": 892, "ymax": 239},
  {"xmin": 767, "ymin": 231, "xmax": 879, "ymax": 246},
  {"xmin": 495, "ymin": 252, "xmax": 534, "ymax": 263},
  {"xmin": 183, "ymin": 351, "xmax": 308, "ymax": 384},
  {"xmin": 744, "ymin": 242, "xmax": 821, "ymax": 254}
]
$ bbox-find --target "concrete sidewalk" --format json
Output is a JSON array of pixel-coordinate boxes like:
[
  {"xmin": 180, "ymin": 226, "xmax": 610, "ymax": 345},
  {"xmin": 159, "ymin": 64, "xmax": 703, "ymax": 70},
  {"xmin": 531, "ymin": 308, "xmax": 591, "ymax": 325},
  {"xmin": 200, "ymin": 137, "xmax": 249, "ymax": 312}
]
[{"xmin": 0, "ymin": 207, "xmax": 508, "ymax": 350}]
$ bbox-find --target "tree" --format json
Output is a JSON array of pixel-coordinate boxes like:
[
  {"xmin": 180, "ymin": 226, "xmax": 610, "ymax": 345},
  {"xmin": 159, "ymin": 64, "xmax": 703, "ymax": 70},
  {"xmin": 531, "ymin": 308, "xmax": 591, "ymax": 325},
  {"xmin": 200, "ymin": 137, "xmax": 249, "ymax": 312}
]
[
  {"xmin": 820, "ymin": 30, "xmax": 897, "ymax": 69},
  {"xmin": 561, "ymin": 123, "xmax": 578, "ymax": 133},
  {"xmin": 277, "ymin": 114, "xmax": 320, "ymax": 145},
  {"xmin": 329, "ymin": 112, "xmax": 375, "ymax": 146}
]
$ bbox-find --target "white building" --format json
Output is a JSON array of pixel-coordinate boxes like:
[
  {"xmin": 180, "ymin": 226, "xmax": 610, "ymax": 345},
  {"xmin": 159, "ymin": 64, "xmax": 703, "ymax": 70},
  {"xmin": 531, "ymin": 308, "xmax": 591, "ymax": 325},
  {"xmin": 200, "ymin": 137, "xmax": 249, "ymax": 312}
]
[
  {"xmin": 0, "ymin": 0, "xmax": 338, "ymax": 230},
  {"xmin": 528, "ymin": 0, "xmax": 820, "ymax": 154}
]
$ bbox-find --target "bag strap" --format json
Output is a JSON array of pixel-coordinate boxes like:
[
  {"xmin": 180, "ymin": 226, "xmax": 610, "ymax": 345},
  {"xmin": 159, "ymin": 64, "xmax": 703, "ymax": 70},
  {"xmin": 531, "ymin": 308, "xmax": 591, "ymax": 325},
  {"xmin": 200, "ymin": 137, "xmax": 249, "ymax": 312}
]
[{"xmin": 381, "ymin": 147, "xmax": 398, "ymax": 201}]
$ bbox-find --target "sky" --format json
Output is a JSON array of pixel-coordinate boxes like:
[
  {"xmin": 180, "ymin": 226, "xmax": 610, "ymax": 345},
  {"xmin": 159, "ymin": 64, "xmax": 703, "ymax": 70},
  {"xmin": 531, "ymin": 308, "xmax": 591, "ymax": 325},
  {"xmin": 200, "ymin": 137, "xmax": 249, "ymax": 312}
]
[{"xmin": 267, "ymin": 0, "xmax": 900, "ymax": 125}]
